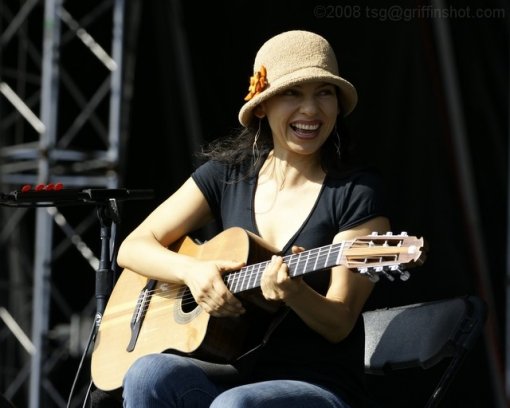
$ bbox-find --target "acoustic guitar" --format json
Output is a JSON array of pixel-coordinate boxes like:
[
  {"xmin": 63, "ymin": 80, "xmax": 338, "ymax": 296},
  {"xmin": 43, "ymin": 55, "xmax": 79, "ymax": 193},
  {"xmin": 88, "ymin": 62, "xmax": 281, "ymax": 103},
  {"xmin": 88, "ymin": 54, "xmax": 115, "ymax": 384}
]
[{"xmin": 91, "ymin": 226, "xmax": 425, "ymax": 391}]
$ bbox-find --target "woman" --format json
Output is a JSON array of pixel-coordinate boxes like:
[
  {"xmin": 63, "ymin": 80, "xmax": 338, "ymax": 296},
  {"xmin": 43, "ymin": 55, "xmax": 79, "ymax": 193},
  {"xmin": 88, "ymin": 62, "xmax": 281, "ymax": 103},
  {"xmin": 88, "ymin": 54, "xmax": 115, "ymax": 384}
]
[{"xmin": 118, "ymin": 30, "xmax": 389, "ymax": 407}]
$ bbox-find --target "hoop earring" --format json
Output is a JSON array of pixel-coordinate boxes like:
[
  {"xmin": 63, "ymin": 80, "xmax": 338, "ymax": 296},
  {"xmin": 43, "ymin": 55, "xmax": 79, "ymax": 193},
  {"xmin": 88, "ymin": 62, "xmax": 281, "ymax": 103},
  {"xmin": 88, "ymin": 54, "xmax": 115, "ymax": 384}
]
[
  {"xmin": 333, "ymin": 125, "xmax": 341, "ymax": 156},
  {"xmin": 252, "ymin": 119, "xmax": 262, "ymax": 167}
]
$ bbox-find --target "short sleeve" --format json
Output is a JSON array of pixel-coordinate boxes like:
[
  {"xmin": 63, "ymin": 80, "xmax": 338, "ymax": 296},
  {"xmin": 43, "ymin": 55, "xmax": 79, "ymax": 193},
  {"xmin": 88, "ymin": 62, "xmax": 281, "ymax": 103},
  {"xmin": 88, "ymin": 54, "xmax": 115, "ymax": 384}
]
[
  {"xmin": 329, "ymin": 169, "xmax": 388, "ymax": 232},
  {"xmin": 191, "ymin": 160, "xmax": 228, "ymax": 222}
]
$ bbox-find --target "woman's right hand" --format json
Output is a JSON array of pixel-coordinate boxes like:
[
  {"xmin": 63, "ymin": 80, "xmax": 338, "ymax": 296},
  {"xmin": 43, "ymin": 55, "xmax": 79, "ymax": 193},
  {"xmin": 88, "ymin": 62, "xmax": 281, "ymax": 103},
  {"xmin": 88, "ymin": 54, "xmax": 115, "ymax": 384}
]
[{"xmin": 183, "ymin": 259, "xmax": 246, "ymax": 318}]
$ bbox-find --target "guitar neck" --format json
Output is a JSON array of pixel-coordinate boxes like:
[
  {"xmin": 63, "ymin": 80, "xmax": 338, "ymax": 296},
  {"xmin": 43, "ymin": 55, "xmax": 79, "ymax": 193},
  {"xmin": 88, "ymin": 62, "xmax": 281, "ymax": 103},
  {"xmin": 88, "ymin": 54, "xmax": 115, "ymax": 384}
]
[
  {"xmin": 224, "ymin": 242, "xmax": 344, "ymax": 294},
  {"xmin": 223, "ymin": 232, "xmax": 425, "ymax": 292}
]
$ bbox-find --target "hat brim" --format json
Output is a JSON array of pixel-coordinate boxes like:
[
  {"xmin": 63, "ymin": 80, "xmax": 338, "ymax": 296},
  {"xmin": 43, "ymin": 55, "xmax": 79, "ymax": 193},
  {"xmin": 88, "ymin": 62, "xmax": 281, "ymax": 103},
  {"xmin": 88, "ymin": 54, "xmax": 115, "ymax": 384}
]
[{"xmin": 238, "ymin": 67, "xmax": 358, "ymax": 127}]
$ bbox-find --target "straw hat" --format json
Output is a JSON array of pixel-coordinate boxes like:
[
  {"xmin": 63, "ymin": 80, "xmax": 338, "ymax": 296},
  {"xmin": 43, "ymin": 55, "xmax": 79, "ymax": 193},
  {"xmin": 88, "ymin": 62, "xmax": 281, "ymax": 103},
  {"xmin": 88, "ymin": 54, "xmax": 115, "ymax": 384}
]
[{"xmin": 238, "ymin": 30, "xmax": 358, "ymax": 127}]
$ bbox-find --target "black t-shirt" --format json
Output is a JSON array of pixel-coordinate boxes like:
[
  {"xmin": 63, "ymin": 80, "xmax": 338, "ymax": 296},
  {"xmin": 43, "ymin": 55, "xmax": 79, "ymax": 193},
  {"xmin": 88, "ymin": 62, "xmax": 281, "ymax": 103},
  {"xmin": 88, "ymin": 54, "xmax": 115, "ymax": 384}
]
[{"xmin": 191, "ymin": 159, "xmax": 387, "ymax": 407}]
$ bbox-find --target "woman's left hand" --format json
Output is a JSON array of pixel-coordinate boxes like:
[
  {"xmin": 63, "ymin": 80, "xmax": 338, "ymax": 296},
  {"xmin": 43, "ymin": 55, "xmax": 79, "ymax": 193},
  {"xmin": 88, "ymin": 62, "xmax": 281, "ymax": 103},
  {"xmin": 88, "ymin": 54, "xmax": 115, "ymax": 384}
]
[{"xmin": 260, "ymin": 246, "xmax": 304, "ymax": 302}]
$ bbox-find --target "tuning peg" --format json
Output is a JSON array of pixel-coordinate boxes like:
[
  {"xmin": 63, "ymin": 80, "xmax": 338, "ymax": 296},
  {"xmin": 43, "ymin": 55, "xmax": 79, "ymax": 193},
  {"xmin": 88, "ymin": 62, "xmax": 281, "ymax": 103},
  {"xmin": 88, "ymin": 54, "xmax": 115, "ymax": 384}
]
[
  {"xmin": 368, "ymin": 273, "xmax": 380, "ymax": 283},
  {"xmin": 400, "ymin": 231, "xmax": 408, "ymax": 236},
  {"xmin": 387, "ymin": 265, "xmax": 411, "ymax": 281},
  {"xmin": 398, "ymin": 270, "xmax": 410, "ymax": 281},
  {"xmin": 385, "ymin": 231, "xmax": 393, "ymax": 236},
  {"xmin": 358, "ymin": 267, "xmax": 380, "ymax": 283},
  {"xmin": 375, "ymin": 266, "xmax": 395, "ymax": 282},
  {"xmin": 370, "ymin": 232, "xmax": 378, "ymax": 236},
  {"xmin": 380, "ymin": 268, "xmax": 395, "ymax": 282},
  {"xmin": 370, "ymin": 267, "xmax": 388, "ymax": 282}
]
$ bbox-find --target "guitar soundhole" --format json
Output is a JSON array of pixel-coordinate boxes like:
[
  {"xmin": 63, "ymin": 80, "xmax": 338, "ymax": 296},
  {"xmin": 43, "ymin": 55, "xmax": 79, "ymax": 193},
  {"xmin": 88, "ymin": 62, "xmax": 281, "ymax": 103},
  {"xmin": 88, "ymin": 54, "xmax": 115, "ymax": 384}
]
[
  {"xmin": 180, "ymin": 287, "xmax": 199, "ymax": 313},
  {"xmin": 173, "ymin": 286, "xmax": 203, "ymax": 325}
]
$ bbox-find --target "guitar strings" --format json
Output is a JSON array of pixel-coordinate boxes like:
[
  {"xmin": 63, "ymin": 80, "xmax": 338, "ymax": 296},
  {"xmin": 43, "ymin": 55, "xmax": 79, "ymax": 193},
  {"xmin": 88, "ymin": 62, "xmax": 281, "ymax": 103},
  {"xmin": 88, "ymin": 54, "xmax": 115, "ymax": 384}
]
[
  {"xmin": 123, "ymin": 243, "xmax": 352, "ymax": 319},
  {"xmin": 139, "ymin": 246, "xmax": 337, "ymax": 303},
  {"xmin": 106, "ymin": 237, "xmax": 408, "ymax": 323},
  {"xmin": 129, "ymin": 260, "xmax": 273, "ymax": 314}
]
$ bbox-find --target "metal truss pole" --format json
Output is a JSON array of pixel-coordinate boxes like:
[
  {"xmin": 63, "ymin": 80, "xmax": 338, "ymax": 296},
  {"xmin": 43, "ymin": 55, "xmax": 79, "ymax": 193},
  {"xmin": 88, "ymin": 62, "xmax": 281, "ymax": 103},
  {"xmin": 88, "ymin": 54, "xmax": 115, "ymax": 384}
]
[
  {"xmin": 29, "ymin": 0, "xmax": 61, "ymax": 406},
  {"xmin": 0, "ymin": 0, "xmax": 131, "ymax": 406},
  {"xmin": 108, "ymin": 0, "xmax": 123, "ymax": 173}
]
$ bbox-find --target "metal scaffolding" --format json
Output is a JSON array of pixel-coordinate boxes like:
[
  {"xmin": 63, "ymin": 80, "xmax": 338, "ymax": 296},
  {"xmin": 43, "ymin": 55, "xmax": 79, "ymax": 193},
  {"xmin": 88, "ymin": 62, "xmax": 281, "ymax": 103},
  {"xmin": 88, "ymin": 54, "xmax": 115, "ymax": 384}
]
[{"xmin": 0, "ymin": 0, "xmax": 130, "ymax": 406}]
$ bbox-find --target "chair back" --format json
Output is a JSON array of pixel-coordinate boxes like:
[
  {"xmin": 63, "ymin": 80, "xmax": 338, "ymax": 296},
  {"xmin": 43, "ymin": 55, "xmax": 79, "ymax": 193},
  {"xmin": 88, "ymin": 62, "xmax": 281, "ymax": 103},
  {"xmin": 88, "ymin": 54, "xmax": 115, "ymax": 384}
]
[{"xmin": 363, "ymin": 295, "xmax": 487, "ymax": 407}]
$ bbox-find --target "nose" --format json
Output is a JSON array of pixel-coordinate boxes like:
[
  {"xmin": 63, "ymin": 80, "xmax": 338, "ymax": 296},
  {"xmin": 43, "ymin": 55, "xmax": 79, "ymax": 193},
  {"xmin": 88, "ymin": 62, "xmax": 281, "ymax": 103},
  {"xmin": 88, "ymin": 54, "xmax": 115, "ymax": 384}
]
[{"xmin": 299, "ymin": 95, "xmax": 319, "ymax": 115}]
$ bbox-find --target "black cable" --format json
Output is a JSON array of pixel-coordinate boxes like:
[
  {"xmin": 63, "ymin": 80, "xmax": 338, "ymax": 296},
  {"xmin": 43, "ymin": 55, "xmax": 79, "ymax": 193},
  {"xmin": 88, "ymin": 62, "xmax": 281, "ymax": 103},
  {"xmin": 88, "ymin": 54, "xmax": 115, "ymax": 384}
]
[{"xmin": 66, "ymin": 317, "xmax": 97, "ymax": 408}]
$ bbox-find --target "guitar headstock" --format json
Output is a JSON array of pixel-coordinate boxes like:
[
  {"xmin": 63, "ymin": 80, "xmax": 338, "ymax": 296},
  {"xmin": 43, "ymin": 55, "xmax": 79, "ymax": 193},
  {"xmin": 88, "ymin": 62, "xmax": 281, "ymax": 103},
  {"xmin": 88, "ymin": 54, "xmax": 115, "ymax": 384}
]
[{"xmin": 345, "ymin": 232, "xmax": 427, "ymax": 282}]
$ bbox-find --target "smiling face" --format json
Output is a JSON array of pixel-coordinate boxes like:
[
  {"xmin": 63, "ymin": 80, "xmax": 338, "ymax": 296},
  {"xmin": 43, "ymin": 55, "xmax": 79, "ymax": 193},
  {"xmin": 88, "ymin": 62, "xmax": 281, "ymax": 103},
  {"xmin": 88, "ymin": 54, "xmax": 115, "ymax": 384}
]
[{"xmin": 256, "ymin": 81, "xmax": 339, "ymax": 158}]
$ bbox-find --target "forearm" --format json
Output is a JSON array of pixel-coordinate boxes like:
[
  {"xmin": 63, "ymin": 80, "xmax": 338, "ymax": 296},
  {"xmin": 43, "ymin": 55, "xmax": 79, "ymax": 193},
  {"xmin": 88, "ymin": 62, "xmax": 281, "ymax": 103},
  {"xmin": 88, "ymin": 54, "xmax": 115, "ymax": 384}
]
[
  {"xmin": 284, "ymin": 282, "xmax": 361, "ymax": 343},
  {"xmin": 117, "ymin": 234, "xmax": 196, "ymax": 284},
  {"xmin": 117, "ymin": 233, "xmax": 246, "ymax": 318}
]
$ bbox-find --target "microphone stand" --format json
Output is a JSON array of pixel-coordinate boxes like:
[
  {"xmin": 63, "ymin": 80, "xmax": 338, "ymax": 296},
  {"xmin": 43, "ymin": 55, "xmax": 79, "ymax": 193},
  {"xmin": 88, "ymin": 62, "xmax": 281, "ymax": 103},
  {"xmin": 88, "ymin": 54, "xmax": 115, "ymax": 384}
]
[
  {"xmin": 66, "ymin": 199, "xmax": 121, "ymax": 408},
  {"xmin": 0, "ymin": 186, "xmax": 153, "ymax": 319},
  {"xmin": 95, "ymin": 198, "xmax": 120, "ymax": 324},
  {"xmin": 0, "ymin": 186, "xmax": 154, "ymax": 405}
]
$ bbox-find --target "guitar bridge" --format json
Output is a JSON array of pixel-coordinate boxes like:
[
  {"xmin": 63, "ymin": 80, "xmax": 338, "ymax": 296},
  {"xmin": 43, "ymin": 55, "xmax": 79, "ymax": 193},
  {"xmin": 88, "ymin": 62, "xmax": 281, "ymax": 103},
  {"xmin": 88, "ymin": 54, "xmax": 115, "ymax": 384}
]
[{"xmin": 126, "ymin": 279, "xmax": 157, "ymax": 352}]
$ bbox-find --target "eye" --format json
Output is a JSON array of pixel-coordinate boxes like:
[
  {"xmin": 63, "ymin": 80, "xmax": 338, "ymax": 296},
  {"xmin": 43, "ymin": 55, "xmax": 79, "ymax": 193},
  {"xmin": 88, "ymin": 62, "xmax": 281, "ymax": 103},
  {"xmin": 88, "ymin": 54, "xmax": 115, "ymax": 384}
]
[
  {"xmin": 280, "ymin": 88, "xmax": 299, "ymax": 97},
  {"xmin": 318, "ymin": 86, "xmax": 335, "ymax": 96}
]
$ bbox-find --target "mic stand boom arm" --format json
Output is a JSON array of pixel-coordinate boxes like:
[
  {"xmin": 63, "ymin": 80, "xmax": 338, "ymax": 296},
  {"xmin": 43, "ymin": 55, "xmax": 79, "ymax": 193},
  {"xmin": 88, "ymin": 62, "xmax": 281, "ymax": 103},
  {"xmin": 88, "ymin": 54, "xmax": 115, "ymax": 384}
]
[{"xmin": 0, "ymin": 187, "xmax": 154, "ymax": 207}]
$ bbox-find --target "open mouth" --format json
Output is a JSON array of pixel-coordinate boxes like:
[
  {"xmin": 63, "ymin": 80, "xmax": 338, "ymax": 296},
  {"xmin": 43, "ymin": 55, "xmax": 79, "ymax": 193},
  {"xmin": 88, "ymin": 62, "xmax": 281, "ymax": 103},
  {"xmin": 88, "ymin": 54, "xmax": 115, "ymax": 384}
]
[{"xmin": 290, "ymin": 122, "xmax": 321, "ymax": 139}]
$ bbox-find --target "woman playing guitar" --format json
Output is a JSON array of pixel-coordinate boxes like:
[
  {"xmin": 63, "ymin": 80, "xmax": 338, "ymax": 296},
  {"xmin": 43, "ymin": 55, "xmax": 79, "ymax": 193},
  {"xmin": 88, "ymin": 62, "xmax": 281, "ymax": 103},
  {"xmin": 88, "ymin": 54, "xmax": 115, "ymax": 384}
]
[{"xmin": 115, "ymin": 30, "xmax": 391, "ymax": 408}]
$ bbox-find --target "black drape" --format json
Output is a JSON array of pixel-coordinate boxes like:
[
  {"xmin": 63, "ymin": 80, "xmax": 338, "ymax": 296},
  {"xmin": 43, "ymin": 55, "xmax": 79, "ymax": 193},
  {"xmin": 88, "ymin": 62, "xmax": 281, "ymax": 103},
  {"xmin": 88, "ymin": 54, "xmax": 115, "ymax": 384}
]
[{"xmin": 124, "ymin": 1, "xmax": 509, "ymax": 406}]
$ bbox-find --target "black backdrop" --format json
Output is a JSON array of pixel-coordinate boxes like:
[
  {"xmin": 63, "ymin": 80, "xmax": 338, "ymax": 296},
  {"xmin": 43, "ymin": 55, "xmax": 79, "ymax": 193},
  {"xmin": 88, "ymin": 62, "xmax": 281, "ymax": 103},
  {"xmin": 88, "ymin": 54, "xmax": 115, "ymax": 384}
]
[{"xmin": 117, "ymin": 0, "xmax": 508, "ymax": 406}]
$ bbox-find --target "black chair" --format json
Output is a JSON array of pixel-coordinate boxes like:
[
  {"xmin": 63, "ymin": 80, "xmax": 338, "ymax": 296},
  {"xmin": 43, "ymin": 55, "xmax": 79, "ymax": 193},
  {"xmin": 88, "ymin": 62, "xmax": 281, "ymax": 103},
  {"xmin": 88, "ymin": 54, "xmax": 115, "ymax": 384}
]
[{"xmin": 363, "ymin": 295, "xmax": 487, "ymax": 407}]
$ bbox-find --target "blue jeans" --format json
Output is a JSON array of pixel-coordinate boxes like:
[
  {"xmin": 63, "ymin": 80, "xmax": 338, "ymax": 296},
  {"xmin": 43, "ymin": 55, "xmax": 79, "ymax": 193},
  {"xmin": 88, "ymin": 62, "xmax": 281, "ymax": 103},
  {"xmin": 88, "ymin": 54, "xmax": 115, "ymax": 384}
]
[{"xmin": 122, "ymin": 353, "xmax": 352, "ymax": 407}]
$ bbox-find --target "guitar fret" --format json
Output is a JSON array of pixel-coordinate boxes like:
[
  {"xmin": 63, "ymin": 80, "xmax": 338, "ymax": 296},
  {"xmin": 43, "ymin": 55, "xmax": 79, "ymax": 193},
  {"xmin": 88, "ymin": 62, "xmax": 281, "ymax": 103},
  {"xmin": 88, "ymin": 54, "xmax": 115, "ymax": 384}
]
[
  {"xmin": 335, "ymin": 242, "xmax": 345, "ymax": 267},
  {"xmin": 314, "ymin": 247, "xmax": 330, "ymax": 270},
  {"xmin": 236, "ymin": 267, "xmax": 249, "ymax": 292},
  {"xmin": 237, "ymin": 270, "xmax": 245, "ymax": 292},
  {"xmin": 231, "ymin": 269, "xmax": 240, "ymax": 292},
  {"xmin": 324, "ymin": 245, "xmax": 334, "ymax": 267},
  {"xmin": 239, "ymin": 266, "xmax": 249, "ymax": 291},
  {"xmin": 324, "ymin": 244, "xmax": 333, "ymax": 270},
  {"xmin": 225, "ymin": 273, "xmax": 235, "ymax": 291},
  {"xmin": 303, "ymin": 251, "xmax": 311, "ymax": 275},
  {"xmin": 245, "ymin": 264, "xmax": 257, "ymax": 292},
  {"xmin": 241, "ymin": 266, "xmax": 250, "ymax": 292},
  {"xmin": 314, "ymin": 247, "xmax": 326, "ymax": 271},
  {"xmin": 301, "ymin": 249, "xmax": 314, "ymax": 275},
  {"xmin": 313, "ymin": 247, "xmax": 324, "ymax": 271},
  {"xmin": 293, "ymin": 252, "xmax": 303, "ymax": 277},
  {"xmin": 253, "ymin": 263, "xmax": 263, "ymax": 288}
]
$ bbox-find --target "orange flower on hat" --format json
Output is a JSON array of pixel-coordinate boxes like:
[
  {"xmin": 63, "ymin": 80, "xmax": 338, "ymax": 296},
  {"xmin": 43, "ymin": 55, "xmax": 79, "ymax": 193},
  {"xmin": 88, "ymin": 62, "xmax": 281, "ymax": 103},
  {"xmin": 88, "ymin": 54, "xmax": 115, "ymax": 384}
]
[{"xmin": 244, "ymin": 65, "xmax": 267, "ymax": 101}]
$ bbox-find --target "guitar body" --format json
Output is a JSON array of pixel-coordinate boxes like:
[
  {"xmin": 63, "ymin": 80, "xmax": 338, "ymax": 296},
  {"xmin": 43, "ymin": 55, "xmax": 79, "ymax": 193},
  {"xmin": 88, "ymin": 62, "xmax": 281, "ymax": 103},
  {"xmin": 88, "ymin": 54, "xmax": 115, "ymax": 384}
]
[
  {"xmin": 91, "ymin": 227, "xmax": 279, "ymax": 392},
  {"xmin": 90, "ymin": 226, "xmax": 426, "ymax": 392}
]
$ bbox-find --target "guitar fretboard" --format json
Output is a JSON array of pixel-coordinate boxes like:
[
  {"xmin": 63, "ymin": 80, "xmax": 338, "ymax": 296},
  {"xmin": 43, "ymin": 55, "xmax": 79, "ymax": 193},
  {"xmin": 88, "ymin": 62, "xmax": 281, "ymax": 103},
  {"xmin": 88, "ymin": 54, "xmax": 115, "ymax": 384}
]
[{"xmin": 224, "ymin": 242, "xmax": 347, "ymax": 294}]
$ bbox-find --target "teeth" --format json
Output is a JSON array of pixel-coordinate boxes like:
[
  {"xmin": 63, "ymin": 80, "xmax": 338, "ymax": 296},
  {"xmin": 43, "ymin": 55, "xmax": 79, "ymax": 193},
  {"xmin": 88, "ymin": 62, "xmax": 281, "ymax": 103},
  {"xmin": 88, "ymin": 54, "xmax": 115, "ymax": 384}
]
[{"xmin": 293, "ymin": 123, "xmax": 319, "ymax": 131}]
